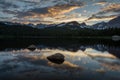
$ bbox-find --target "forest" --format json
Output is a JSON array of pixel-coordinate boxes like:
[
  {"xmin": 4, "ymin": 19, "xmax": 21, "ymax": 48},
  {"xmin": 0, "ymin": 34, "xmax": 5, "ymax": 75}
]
[{"xmin": 0, "ymin": 22, "xmax": 120, "ymax": 38}]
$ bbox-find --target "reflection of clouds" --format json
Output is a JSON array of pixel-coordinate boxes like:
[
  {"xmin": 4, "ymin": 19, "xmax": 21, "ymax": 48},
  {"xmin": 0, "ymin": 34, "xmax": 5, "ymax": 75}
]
[
  {"xmin": 11, "ymin": 48, "xmax": 110, "ymax": 67},
  {"xmin": 84, "ymin": 48, "xmax": 116, "ymax": 59},
  {"xmin": 0, "ymin": 48, "xmax": 100, "ymax": 69},
  {"xmin": 84, "ymin": 48, "xmax": 120, "ymax": 71},
  {"xmin": 95, "ymin": 68, "xmax": 106, "ymax": 73},
  {"xmin": 48, "ymin": 61, "xmax": 82, "ymax": 70},
  {"xmin": 0, "ymin": 48, "xmax": 120, "ymax": 69},
  {"xmin": 101, "ymin": 62, "xmax": 120, "ymax": 71},
  {"xmin": 37, "ymin": 49, "xmax": 102, "ymax": 70},
  {"xmin": 0, "ymin": 48, "xmax": 120, "ymax": 80},
  {"xmin": 97, "ymin": 59, "xmax": 120, "ymax": 71}
]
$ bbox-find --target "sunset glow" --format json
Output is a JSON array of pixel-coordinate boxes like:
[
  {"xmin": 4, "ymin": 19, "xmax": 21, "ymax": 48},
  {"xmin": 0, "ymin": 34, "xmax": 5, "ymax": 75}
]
[{"xmin": 0, "ymin": 0, "xmax": 120, "ymax": 25}]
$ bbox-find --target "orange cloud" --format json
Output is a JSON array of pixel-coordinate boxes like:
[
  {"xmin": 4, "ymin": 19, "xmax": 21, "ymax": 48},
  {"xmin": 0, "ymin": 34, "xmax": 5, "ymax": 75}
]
[
  {"xmin": 94, "ymin": 0, "xmax": 107, "ymax": 6},
  {"xmin": 86, "ymin": 15, "xmax": 117, "ymax": 21},
  {"xmin": 23, "ymin": 4, "xmax": 81, "ymax": 19},
  {"xmin": 19, "ymin": 4, "xmax": 84, "ymax": 24},
  {"xmin": 48, "ymin": 4, "xmax": 80, "ymax": 17},
  {"xmin": 101, "ymin": 3, "xmax": 120, "ymax": 12}
]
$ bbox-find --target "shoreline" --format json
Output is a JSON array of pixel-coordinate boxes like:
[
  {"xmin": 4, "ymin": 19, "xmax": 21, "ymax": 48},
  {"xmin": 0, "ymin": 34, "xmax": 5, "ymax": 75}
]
[{"xmin": 0, "ymin": 35, "xmax": 113, "ymax": 39}]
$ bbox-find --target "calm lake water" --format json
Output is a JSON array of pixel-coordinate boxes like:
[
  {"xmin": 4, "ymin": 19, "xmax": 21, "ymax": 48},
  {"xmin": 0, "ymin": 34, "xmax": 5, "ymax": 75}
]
[{"xmin": 0, "ymin": 38, "xmax": 120, "ymax": 80}]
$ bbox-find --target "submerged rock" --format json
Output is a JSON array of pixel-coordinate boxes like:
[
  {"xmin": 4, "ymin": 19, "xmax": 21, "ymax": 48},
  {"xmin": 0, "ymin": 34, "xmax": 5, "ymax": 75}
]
[
  {"xmin": 47, "ymin": 53, "xmax": 65, "ymax": 64},
  {"xmin": 27, "ymin": 45, "xmax": 36, "ymax": 51}
]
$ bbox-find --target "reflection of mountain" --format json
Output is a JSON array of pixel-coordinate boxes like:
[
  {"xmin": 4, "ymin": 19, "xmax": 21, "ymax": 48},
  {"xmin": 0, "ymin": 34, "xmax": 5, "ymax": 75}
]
[
  {"xmin": 108, "ymin": 16, "xmax": 120, "ymax": 28},
  {"xmin": 0, "ymin": 38, "xmax": 120, "ymax": 58},
  {"xmin": 108, "ymin": 47, "xmax": 120, "ymax": 58}
]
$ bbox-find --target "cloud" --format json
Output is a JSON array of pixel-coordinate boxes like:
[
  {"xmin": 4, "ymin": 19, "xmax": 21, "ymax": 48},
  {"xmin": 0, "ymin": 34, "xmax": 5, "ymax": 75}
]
[
  {"xmin": 54, "ymin": 15, "xmax": 87, "ymax": 23},
  {"xmin": 15, "ymin": 3, "xmax": 84, "ymax": 24},
  {"xmin": 55, "ymin": 17, "xmax": 87, "ymax": 23},
  {"xmin": 20, "ymin": 0, "xmax": 40, "ymax": 3},
  {"xmin": 86, "ymin": 3, "xmax": 120, "ymax": 22},
  {"xmin": 18, "ymin": 3, "xmax": 83, "ymax": 17},
  {"xmin": 101, "ymin": 3, "xmax": 120, "ymax": 13},
  {"xmin": 2, "ymin": 10, "xmax": 18, "ymax": 15},
  {"xmin": 94, "ymin": 0, "xmax": 107, "ymax": 6},
  {"xmin": 0, "ymin": 0, "xmax": 85, "ymax": 24},
  {"xmin": 86, "ymin": 15, "xmax": 117, "ymax": 21},
  {"xmin": 0, "ymin": 0, "xmax": 19, "ymax": 9}
]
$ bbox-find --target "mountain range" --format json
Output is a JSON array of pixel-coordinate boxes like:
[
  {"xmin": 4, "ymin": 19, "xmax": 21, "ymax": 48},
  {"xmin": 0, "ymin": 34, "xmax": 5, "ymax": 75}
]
[
  {"xmin": 0, "ymin": 16, "xmax": 120, "ymax": 30},
  {"xmin": 26, "ymin": 16, "xmax": 120, "ymax": 30}
]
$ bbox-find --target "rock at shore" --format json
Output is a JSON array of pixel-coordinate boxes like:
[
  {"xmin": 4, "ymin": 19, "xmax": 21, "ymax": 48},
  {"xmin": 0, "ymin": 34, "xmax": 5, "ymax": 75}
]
[
  {"xmin": 27, "ymin": 45, "xmax": 36, "ymax": 51},
  {"xmin": 47, "ymin": 53, "xmax": 65, "ymax": 64}
]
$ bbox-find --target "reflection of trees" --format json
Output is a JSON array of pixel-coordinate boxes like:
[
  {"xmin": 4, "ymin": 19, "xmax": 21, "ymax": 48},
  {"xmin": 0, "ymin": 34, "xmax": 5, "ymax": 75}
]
[
  {"xmin": 108, "ymin": 47, "xmax": 120, "ymax": 58},
  {"xmin": 0, "ymin": 38, "xmax": 120, "ymax": 58}
]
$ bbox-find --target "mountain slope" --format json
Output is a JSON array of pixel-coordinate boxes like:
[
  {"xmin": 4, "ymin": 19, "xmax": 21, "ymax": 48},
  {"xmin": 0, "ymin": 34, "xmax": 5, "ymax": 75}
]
[
  {"xmin": 108, "ymin": 16, "xmax": 120, "ymax": 28},
  {"xmin": 108, "ymin": 16, "xmax": 120, "ymax": 25}
]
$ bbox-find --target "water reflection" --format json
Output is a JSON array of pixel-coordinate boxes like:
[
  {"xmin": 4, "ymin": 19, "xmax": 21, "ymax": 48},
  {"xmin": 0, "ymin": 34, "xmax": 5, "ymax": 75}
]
[
  {"xmin": 0, "ymin": 38, "xmax": 120, "ymax": 80},
  {"xmin": 0, "ymin": 38, "xmax": 120, "ymax": 57}
]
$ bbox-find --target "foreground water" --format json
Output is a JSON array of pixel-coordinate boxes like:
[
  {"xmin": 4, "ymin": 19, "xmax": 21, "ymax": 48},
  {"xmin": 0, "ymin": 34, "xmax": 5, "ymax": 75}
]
[{"xmin": 0, "ymin": 38, "xmax": 120, "ymax": 80}]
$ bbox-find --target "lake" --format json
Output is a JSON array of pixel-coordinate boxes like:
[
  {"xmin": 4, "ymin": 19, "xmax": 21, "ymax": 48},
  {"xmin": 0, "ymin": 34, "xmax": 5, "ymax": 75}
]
[{"xmin": 0, "ymin": 38, "xmax": 120, "ymax": 80}]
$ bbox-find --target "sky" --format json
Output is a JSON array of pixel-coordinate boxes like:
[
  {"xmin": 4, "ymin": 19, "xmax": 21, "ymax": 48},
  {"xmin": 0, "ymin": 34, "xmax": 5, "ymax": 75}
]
[{"xmin": 0, "ymin": 0, "xmax": 120, "ymax": 25}]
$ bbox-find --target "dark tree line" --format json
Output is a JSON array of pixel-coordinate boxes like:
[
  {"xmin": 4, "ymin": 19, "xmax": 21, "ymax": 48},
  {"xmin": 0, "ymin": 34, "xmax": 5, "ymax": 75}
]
[{"xmin": 0, "ymin": 23, "xmax": 120, "ymax": 38}]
